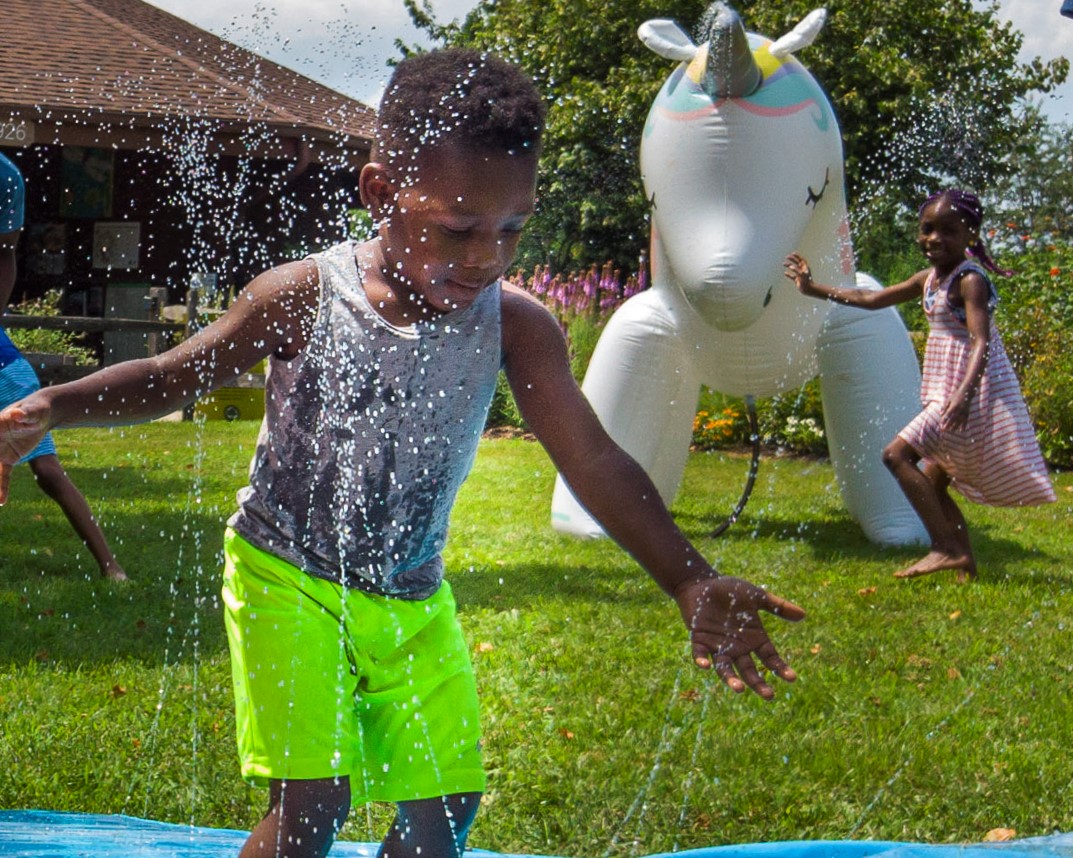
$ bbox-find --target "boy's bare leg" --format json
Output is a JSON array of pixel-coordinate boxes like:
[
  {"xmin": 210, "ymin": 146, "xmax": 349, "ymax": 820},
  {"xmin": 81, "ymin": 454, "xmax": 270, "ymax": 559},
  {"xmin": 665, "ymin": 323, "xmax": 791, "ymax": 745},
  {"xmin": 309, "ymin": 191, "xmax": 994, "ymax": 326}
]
[
  {"xmin": 241, "ymin": 777, "xmax": 351, "ymax": 858},
  {"xmin": 28, "ymin": 454, "xmax": 127, "ymax": 581},
  {"xmin": 881, "ymin": 439, "xmax": 974, "ymax": 580},
  {"xmin": 378, "ymin": 792, "xmax": 482, "ymax": 858}
]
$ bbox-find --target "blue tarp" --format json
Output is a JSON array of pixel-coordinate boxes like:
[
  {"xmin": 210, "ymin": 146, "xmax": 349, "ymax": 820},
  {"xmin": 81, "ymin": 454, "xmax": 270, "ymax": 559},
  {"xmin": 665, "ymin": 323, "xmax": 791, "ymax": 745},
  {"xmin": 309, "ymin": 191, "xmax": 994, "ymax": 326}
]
[{"xmin": 1, "ymin": 811, "xmax": 1072, "ymax": 858}]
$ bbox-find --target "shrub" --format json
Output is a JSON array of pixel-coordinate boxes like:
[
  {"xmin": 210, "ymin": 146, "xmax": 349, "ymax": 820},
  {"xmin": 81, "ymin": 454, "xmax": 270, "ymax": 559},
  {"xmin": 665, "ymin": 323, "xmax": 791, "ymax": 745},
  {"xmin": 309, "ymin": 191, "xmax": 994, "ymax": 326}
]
[
  {"xmin": 692, "ymin": 404, "xmax": 748, "ymax": 451},
  {"xmin": 488, "ymin": 260, "xmax": 648, "ymax": 431},
  {"xmin": 485, "ymin": 371, "xmax": 525, "ymax": 431},
  {"xmin": 992, "ymin": 239, "xmax": 1073, "ymax": 469},
  {"xmin": 5, "ymin": 289, "xmax": 97, "ymax": 366},
  {"xmin": 754, "ymin": 380, "xmax": 826, "ymax": 455},
  {"xmin": 1020, "ymin": 331, "xmax": 1073, "ymax": 468},
  {"xmin": 689, "ymin": 382, "xmax": 828, "ymax": 457}
]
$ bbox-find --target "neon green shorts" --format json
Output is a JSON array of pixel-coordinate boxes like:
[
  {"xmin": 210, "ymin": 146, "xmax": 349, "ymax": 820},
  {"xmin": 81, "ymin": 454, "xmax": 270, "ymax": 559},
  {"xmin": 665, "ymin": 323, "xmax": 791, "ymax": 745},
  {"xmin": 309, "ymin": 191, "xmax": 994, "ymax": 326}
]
[{"xmin": 221, "ymin": 529, "xmax": 485, "ymax": 804}]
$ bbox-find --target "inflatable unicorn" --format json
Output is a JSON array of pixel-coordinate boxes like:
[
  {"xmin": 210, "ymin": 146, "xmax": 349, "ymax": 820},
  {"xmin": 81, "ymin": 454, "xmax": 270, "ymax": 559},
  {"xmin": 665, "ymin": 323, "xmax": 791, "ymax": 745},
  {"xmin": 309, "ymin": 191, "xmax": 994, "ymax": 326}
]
[{"xmin": 551, "ymin": 2, "xmax": 927, "ymax": 545}]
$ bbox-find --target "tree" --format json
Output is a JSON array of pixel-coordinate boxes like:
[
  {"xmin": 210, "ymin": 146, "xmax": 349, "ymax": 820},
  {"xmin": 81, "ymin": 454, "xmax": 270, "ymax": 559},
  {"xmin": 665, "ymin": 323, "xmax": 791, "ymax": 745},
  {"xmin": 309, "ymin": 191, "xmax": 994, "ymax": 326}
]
[
  {"xmin": 985, "ymin": 115, "xmax": 1073, "ymax": 246},
  {"xmin": 403, "ymin": 0, "xmax": 1068, "ymax": 275}
]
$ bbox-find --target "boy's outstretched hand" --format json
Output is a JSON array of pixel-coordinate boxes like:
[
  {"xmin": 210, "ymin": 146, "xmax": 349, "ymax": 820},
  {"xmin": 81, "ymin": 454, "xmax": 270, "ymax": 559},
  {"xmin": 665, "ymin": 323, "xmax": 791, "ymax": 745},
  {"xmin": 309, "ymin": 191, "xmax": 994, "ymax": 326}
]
[
  {"xmin": 0, "ymin": 399, "xmax": 51, "ymax": 505},
  {"xmin": 674, "ymin": 575, "xmax": 805, "ymax": 699}
]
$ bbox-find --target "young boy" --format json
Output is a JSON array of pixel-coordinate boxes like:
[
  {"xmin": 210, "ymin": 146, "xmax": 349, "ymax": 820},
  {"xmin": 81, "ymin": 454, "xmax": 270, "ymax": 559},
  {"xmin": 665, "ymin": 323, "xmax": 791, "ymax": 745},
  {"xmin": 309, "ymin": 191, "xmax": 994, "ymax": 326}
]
[
  {"xmin": 0, "ymin": 151, "xmax": 126, "ymax": 581},
  {"xmin": 0, "ymin": 50, "xmax": 804, "ymax": 858}
]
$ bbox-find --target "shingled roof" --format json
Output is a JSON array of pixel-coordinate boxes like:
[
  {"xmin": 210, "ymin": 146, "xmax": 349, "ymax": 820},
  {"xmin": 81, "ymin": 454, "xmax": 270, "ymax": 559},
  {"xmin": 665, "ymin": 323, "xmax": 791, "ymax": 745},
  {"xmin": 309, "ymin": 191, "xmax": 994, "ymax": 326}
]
[{"xmin": 0, "ymin": 0, "xmax": 376, "ymax": 163}]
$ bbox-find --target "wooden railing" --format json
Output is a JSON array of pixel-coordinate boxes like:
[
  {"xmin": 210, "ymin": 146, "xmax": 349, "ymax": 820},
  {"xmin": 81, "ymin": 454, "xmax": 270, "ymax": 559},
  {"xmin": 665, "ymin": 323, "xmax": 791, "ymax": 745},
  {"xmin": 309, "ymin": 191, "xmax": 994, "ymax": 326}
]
[
  {"xmin": 2, "ymin": 314, "xmax": 188, "ymax": 384},
  {"xmin": 2, "ymin": 315, "xmax": 186, "ymax": 334}
]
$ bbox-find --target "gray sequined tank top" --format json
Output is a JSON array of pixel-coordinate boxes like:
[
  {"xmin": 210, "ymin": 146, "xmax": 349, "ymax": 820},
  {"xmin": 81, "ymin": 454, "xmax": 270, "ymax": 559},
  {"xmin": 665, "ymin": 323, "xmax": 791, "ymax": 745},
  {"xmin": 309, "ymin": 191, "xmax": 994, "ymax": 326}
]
[{"xmin": 228, "ymin": 241, "xmax": 502, "ymax": 599}]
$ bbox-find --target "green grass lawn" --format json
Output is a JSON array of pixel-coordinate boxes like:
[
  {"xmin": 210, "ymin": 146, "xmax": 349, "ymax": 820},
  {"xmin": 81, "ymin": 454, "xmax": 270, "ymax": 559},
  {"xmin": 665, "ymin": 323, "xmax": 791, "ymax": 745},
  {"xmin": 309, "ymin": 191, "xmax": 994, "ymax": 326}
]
[{"xmin": 1, "ymin": 421, "xmax": 1071, "ymax": 856}]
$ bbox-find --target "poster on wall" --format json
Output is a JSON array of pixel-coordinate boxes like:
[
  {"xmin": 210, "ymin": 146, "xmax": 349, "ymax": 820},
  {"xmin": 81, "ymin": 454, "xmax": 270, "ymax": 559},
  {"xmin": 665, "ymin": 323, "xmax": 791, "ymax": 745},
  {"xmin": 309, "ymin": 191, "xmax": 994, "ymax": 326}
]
[
  {"xmin": 92, "ymin": 221, "xmax": 140, "ymax": 270},
  {"xmin": 61, "ymin": 146, "xmax": 114, "ymax": 219}
]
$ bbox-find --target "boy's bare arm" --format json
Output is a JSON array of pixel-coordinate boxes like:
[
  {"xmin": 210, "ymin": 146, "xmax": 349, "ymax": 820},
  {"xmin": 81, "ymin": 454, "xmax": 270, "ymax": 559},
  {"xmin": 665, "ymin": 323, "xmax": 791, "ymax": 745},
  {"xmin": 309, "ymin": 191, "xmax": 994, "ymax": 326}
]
[
  {"xmin": 0, "ymin": 260, "xmax": 318, "ymax": 477},
  {"xmin": 501, "ymin": 286, "xmax": 804, "ymax": 698}
]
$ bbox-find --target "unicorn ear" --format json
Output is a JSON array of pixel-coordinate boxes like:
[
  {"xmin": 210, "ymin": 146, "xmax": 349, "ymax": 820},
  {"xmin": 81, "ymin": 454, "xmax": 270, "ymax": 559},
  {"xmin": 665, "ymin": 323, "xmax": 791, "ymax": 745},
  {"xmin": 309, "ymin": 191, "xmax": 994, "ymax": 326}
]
[
  {"xmin": 638, "ymin": 19, "xmax": 699, "ymax": 62},
  {"xmin": 769, "ymin": 8, "xmax": 827, "ymax": 58}
]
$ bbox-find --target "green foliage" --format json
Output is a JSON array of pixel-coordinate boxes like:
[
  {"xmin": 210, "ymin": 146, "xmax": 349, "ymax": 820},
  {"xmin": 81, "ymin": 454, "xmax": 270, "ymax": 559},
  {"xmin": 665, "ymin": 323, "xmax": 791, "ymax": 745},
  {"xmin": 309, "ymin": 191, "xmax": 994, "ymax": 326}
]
[
  {"xmin": 483, "ymin": 314, "xmax": 614, "ymax": 432},
  {"xmin": 2, "ymin": 424, "xmax": 1072, "ymax": 854},
  {"xmin": 4, "ymin": 290, "xmax": 97, "ymax": 366},
  {"xmin": 691, "ymin": 389, "xmax": 751, "ymax": 450},
  {"xmin": 691, "ymin": 382, "xmax": 827, "ymax": 456},
  {"xmin": 347, "ymin": 208, "xmax": 376, "ymax": 242},
  {"xmin": 692, "ymin": 403, "xmax": 748, "ymax": 450},
  {"xmin": 986, "ymin": 118, "xmax": 1073, "ymax": 246},
  {"xmin": 756, "ymin": 380, "xmax": 827, "ymax": 455},
  {"xmin": 992, "ymin": 239, "xmax": 1073, "ymax": 468},
  {"xmin": 756, "ymin": 0, "xmax": 1069, "ymax": 198},
  {"xmin": 486, "ymin": 371, "xmax": 525, "ymax": 430},
  {"xmin": 562, "ymin": 313, "xmax": 604, "ymax": 383},
  {"xmin": 1021, "ymin": 338, "xmax": 1073, "ymax": 469}
]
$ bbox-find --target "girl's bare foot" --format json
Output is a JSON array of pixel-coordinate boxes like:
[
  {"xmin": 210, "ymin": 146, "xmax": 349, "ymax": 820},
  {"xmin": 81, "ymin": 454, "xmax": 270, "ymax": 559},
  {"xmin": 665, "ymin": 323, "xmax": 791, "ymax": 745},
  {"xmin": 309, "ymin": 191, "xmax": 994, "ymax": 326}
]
[{"xmin": 894, "ymin": 550, "xmax": 974, "ymax": 581}]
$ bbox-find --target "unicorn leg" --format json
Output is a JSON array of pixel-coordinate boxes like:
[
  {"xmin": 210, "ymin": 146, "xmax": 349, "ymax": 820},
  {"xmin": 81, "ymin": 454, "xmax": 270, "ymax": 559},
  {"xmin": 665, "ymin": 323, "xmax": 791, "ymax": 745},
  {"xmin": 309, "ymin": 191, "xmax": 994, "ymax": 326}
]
[
  {"xmin": 816, "ymin": 296, "xmax": 927, "ymax": 546},
  {"xmin": 551, "ymin": 291, "xmax": 699, "ymax": 538}
]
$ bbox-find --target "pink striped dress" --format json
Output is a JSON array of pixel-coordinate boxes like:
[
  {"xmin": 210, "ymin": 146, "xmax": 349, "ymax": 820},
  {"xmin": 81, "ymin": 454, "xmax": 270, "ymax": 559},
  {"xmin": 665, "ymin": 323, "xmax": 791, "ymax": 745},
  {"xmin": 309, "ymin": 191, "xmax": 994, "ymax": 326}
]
[{"xmin": 898, "ymin": 261, "xmax": 1056, "ymax": 507}]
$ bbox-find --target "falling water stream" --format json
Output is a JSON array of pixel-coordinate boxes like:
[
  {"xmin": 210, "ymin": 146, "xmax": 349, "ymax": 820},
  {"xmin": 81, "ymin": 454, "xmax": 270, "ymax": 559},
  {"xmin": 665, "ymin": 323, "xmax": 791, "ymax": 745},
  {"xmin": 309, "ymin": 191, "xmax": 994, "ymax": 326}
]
[{"xmin": 3, "ymin": 2, "xmax": 1072, "ymax": 857}]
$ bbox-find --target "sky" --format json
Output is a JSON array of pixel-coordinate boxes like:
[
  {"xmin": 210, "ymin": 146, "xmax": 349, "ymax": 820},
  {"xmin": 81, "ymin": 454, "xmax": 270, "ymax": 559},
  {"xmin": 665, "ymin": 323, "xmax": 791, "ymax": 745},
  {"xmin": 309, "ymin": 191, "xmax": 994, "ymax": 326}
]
[{"xmin": 147, "ymin": 0, "xmax": 1072, "ymax": 122}]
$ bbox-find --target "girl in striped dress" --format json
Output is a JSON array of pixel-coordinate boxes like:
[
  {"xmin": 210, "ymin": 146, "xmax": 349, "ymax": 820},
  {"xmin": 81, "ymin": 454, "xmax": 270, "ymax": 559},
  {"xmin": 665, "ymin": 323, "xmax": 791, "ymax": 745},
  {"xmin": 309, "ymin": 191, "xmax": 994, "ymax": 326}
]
[{"xmin": 785, "ymin": 190, "xmax": 1055, "ymax": 582}]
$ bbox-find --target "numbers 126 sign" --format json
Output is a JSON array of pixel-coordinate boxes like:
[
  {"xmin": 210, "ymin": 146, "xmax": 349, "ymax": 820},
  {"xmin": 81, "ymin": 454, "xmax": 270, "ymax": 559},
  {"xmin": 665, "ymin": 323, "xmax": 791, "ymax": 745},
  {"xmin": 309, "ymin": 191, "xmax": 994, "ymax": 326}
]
[{"xmin": 0, "ymin": 119, "xmax": 34, "ymax": 147}]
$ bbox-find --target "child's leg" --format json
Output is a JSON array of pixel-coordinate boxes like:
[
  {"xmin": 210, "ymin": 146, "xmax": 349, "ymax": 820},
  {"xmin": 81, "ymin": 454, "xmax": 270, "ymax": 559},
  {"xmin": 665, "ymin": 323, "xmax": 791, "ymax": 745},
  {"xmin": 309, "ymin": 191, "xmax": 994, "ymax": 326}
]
[
  {"xmin": 28, "ymin": 454, "xmax": 127, "ymax": 580},
  {"xmin": 378, "ymin": 791, "xmax": 482, "ymax": 858},
  {"xmin": 240, "ymin": 777, "xmax": 351, "ymax": 858},
  {"xmin": 881, "ymin": 438, "xmax": 973, "ymax": 579},
  {"xmin": 924, "ymin": 462, "xmax": 976, "ymax": 582}
]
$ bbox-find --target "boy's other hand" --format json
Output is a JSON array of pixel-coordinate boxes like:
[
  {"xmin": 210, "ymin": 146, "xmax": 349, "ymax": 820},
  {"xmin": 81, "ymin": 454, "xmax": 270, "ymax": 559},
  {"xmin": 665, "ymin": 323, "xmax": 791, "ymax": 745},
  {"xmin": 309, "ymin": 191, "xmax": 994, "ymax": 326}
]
[
  {"xmin": 0, "ymin": 400, "xmax": 50, "ymax": 505},
  {"xmin": 674, "ymin": 575, "xmax": 805, "ymax": 699}
]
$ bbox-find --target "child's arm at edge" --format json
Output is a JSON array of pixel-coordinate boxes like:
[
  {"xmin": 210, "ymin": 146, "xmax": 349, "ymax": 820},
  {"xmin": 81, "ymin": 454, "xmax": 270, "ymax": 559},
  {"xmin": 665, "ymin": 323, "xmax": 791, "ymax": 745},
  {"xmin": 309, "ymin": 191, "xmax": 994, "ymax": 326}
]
[
  {"xmin": 0, "ymin": 260, "xmax": 318, "ymax": 502},
  {"xmin": 784, "ymin": 252, "xmax": 925, "ymax": 308},
  {"xmin": 501, "ymin": 286, "xmax": 805, "ymax": 699}
]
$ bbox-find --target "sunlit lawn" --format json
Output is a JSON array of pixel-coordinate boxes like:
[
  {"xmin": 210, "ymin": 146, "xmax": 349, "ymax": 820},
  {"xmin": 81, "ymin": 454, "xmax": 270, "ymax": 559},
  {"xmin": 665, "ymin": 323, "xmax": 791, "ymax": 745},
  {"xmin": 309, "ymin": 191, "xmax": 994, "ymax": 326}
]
[{"xmin": 1, "ymin": 421, "xmax": 1071, "ymax": 856}]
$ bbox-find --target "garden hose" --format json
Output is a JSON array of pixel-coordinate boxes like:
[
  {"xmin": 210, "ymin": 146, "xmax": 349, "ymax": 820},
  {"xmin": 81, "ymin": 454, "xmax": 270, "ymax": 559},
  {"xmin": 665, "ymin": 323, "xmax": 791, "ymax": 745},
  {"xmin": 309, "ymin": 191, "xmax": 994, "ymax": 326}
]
[{"xmin": 710, "ymin": 395, "xmax": 759, "ymax": 537}]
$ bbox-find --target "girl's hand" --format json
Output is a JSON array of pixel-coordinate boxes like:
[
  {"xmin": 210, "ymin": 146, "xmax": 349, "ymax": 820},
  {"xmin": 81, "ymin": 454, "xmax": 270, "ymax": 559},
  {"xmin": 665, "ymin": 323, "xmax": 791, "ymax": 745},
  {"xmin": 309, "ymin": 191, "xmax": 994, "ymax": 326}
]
[
  {"xmin": 940, "ymin": 390, "xmax": 972, "ymax": 431},
  {"xmin": 0, "ymin": 397, "xmax": 52, "ymax": 505},
  {"xmin": 784, "ymin": 252, "xmax": 821, "ymax": 298}
]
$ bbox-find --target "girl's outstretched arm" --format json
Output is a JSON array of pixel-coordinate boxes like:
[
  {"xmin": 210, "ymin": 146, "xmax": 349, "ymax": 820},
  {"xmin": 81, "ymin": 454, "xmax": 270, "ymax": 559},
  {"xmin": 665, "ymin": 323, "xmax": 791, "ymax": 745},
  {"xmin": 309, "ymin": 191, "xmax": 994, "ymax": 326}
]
[{"xmin": 784, "ymin": 252, "xmax": 926, "ymax": 309}]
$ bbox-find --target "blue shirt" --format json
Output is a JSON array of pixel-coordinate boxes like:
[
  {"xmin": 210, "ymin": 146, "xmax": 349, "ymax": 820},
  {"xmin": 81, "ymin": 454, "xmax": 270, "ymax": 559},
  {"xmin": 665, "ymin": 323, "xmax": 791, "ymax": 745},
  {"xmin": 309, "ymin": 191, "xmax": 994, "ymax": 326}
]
[
  {"xmin": 0, "ymin": 152, "xmax": 26, "ymax": 368},
  {"xmin": 0, "ymin": 151, "xmax": 25, "ymax": 235}
]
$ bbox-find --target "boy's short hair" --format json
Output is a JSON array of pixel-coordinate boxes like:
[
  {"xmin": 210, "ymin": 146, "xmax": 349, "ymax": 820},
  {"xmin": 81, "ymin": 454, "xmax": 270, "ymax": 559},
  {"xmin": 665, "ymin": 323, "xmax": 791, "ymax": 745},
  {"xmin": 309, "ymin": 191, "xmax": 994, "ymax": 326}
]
[{"xmin": 374, "ymin": 48, "xmax": 546, "ymax": 168}]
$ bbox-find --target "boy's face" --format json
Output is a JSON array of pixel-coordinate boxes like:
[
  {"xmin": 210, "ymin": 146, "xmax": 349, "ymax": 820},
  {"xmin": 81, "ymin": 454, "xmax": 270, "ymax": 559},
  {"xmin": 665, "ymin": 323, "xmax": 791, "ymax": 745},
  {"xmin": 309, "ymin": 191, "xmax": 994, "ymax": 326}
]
[{"xmin": 369, "ymin": 142, "xmax": 538, "ymax": 316}]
